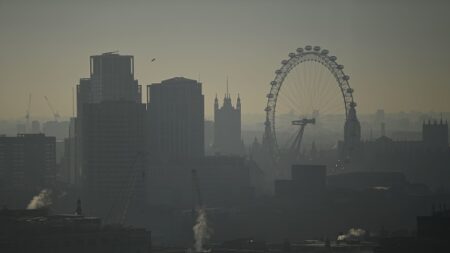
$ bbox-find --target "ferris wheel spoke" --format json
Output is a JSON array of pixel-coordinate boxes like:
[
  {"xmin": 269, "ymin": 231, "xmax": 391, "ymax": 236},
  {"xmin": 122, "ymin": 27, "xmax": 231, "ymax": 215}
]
[{"xmin": 266, "ymin": 47, "xmax": 355, "ymax": 159}]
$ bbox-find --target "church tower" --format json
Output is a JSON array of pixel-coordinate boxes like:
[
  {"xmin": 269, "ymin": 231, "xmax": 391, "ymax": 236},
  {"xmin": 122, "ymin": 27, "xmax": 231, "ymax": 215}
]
[
  {"xmin": 213, "ymin": 80, "xmax": 245, "ymax": 155},
  {"xmin": 344, "ymin": 102, "xmax": 361, "ymax": 152}
]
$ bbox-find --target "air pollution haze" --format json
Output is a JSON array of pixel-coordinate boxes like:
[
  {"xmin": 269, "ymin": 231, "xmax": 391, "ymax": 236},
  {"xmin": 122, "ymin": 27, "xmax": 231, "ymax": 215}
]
[
  {"xmin": 1, "ymin": 1, "xmax": 450, "ymax": 253},
  {"xmin": 1, "ymin": 0, "xmax": 450, "ymax": 120}
]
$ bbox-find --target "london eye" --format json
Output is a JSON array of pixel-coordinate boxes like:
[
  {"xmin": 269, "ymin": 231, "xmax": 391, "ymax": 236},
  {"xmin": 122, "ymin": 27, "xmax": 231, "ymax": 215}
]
[{"xmin": 264, "ymin": 46, "xmax": 356, "ymax": 161}]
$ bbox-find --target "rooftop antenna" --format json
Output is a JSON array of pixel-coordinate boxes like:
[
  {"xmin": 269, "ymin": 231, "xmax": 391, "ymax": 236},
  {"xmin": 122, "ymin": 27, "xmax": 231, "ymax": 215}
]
[
  {"xmin": 25, "ymin": 94, "xmax": 32, "ymax": 133},
  {"xmin": 72, "ymin": 87, "xmax": 75, "ymax": 117},
  {"xmin": 226, "ymin": 76, "xmax": 229, "ymax": 98}
]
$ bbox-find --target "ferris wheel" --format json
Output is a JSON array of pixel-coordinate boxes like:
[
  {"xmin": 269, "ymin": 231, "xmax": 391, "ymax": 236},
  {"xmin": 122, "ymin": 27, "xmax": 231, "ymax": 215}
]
[{"xmin": 264, "ymin": 45, "xmax": 356, "ymax": 160}]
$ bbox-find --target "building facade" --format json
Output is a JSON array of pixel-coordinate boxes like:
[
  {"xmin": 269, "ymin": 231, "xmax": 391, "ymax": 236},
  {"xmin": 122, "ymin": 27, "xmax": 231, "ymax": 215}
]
[
  {"xmin": 75, "ymin": 53, "xmax": 145, "ymax": 219},
  {"xmin": 0, "ymin": 134, "xmax": 56, "ymax": 207},
  {"xmin": 146, "ymin": 77, "xmax": 204, "ymax": 160}
]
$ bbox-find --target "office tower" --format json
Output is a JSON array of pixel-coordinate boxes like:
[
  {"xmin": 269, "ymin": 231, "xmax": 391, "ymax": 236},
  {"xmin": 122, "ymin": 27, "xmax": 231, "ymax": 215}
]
[
  {"xmin": 213, "ymin": 90, "xmax": 244, "ymax": 155},
  {"xmin": 77, "ymin": 52, "xmax": 141, "ymax": 105},
  {"xmin": 0, "ymin": 134, "xmax": 56, "ymax": 207},
  {"xmin": 146, "ymin": 77, "xmax": 204, "ymax": 160},
  {"xmin": 82, "ymin": 101, "xmax": 145, "ymax": 212},
  {"xmin": 75, "ymin": 53, "xmax": 145, "ymax": 218}
]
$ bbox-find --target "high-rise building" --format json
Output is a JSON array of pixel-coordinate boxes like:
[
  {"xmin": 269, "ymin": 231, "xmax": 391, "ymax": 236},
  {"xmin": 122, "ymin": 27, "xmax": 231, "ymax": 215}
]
[
  {"xmin": 213, "ymin": 90, "xmax": 244, "ymax": 156},
  {"xmin": 0, "ymin": 134, "xmax": 56, "ymax": 207},
  {"xmin": 75, "ymin": 53, "xmax": 145, "ymax": 218},
  {"xmin": 82, "ymin": 101, "xmax": 145, "ymax": 215},
  {"xmin": 77, "ymin": 53, "xmax": 141, "ymax": 105},
  {"xmin": 146, "ymin": 77, "xmax": 204, "ymax": 160}
]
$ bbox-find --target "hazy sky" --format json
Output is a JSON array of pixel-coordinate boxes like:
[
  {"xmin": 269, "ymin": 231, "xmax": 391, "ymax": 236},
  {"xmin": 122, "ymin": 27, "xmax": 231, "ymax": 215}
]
[{"xmin": 1, "ymin": 0, "xmax": 449, "ymax": 120}]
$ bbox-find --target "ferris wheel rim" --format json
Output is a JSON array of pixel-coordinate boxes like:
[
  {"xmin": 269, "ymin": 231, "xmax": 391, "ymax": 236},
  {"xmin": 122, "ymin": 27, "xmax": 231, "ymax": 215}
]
[{"xmin": 265, "ymin": 47, "xmax": 355, "ymax": 157}]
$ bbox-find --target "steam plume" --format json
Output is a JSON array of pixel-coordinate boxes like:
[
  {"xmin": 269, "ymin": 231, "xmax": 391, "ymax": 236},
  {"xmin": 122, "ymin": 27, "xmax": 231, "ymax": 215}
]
[
  {"xmin": 337, "ymin": 228, "xmax": 366, "ymax": 241},
  {"xmin": 193, "ymin": 208, "xmax": 211, "ymax": 252},
  {"xmin": 26, "ymin": 189, "xmax": 52, "ymax": 209}
]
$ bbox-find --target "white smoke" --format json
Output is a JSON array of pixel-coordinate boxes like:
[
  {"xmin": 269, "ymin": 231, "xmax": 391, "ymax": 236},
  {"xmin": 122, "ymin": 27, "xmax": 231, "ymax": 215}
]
[
  {"xmin": 26, "ymin": 189, "xmax": 52, "ymax": 209},
  {"xmin": 337, "ymin": 228, "xmax": 366, "ymax": 241},
  {"xmin": 192, "ymin": 208, "xmax": 212, "ymax": 252}
]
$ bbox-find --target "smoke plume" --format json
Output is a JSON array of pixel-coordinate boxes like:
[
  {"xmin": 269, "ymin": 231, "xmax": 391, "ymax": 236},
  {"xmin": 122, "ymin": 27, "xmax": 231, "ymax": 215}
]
[
  {"xmin": 337, "ymin": 228, "xmax": 366, "ymax": 241},
  {"xmin": 193, "ymin": 207, "xmax": 212, "ymax": 252},
  {"xmin": 26, "ymin": 189, "xmax": 52, "ymax": 209}
]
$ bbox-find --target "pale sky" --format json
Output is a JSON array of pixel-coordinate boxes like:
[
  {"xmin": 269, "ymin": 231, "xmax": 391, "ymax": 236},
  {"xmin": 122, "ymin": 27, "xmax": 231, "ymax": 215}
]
[{"xmin": 1, "ymin": 0, "xmax": 449, "ymax": 120}]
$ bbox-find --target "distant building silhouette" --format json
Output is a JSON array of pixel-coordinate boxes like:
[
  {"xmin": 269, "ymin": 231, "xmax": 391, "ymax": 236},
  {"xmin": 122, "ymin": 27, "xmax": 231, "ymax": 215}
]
[
  {"xmin": 213, "ymin": 89, "xmax": 245, "ymax": 156},
  {"xmin": 31, "ymin": 120, "xmax": 40, "ymax": 133},
  {"xmin": 0, "ymin": 134, "xmax": 56, "ymax": 207},
  {"xmin": 343, "ymin": 102, "xmax": 361, "ymax": 152},
  {"xmin": 42, "ymin": 120, "xmax": 69, "ymax": 141},
  {"xmin": 75, "ymin": 53, "xmax": 145, "ymax": 218},
  {"xmin": 423, "ymin": 119, "xmax": 448, "ymax": 150},
  {"xmin": 204, "ymin": 120, "xmax": 214, "ymax": 155},
  {"xmin": 339, "ymin": 118, "xmax": 450, "ymax": 189},
  {"xmin": 146, "ymin": 77, "xmax": 204, "ymax": 160}
]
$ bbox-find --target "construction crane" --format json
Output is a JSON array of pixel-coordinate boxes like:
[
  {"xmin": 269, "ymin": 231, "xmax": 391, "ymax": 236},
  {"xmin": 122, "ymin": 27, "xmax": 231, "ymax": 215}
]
[
  {"xmin": 44, "ymin": 96, "xmax": 60, "ymax": 122},
  {"xmin": 289, "ymin": 118, "xmax": 315, "ymax": 160},
  {"xmin": 192, "ymin": 169, "xmax": 203, "ymax": 208},
  {"xmin": 106, "ymin": 152, "xmax": 146, "ymax": 225},
  {"xmin": 25, "ymin": 94, "xmax": 32, "ymax": 133}
]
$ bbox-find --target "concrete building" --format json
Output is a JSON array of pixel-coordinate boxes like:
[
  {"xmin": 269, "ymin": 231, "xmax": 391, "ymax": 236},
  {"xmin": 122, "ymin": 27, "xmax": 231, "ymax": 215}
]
[
  {"xmin": 146, "ymin": 77, "xmax": 204, "ymax": 160},
  {"xmin": 0, "ymin": 134, "xmax": 56, "ymax": 207},
  {"xmin": 213, "ymin": 90, "xmax": 244, "ymax": 156}
]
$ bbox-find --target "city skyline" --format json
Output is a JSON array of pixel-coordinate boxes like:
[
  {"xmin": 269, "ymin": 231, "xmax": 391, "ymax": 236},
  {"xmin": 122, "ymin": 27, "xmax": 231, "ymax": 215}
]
[{"xmin": 1, "ymin": 0, "xmax": 450, "ymax": 120}]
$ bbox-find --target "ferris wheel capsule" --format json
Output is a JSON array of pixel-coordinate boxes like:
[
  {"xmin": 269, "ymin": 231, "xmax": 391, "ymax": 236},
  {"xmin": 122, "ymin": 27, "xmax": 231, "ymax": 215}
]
[
  {"xmin": 337, "ymin": 64, "xmax": 344, "ymax": 70},
  {"xmin": 321, "ymin": 49, "xmax": 329, "ymax": 55},
  {"xmin": 329, "ymin": 56, "xmax": 337, "ymax": 61},
  {"xmin": 265, "ymin": 106, "xmax": 271, "ymax": 112},
  {"xmin": 343, "ymin": 75, "xmax": 350, "ymax": 81},
  {"xmin": 281, "ymin": 60, "xmax": 288, "ymax": 65},
  {"xmin": 270, "ymin": 81, "xmax": 277, "ymax": 86},
  {"xmin": 347, "ymin": 88, "xmax": 354, "ymax": 93},
  {"xmin": 313, "ymin": 46, "xmax": 321, "ymax": 51},
  {"xmin": 288, "ymin": 52, "xmax": 296, "ymax": 58},
  {"xmin": 267, "ymin": 93, "xmax": 274, "ymax": 98},
  {"xmin": 305, "ymin": 45, "xmax": 312, "ymax": 51},
  {"xmin": 275, "ymin": 69, "xmax": 282, "ymax": 74},
  {"xmin": 296, "ymin": 48, "xmax": 304, "ymax": 53}
]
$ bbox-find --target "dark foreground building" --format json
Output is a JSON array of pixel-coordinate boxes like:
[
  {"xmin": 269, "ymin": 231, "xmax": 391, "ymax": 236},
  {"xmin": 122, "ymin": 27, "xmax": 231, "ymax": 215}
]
[
  {"xmin": 0, "ymin": 208, "xmax": 151, "ymax": 253},
  {"xmin": 0, "ymin": 134, "xmax": 56, "ymax": 208},
  {"xmin": 76, "ymin": 53, "xmax": 145, "ymax": 220}
]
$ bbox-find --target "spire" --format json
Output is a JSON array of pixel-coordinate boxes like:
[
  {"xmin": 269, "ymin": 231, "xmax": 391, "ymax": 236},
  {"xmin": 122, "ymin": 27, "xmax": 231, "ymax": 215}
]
[
  {"xmin": 237, "ymin": 93, "xmax": 241, "ymax": 110},
  {"xmin": 214, "ymin": 93, "xmax": 219, "ymax": 111},
  {"xmin": 226, "ymin": 76, "xmax": 229, "ymax": 99}
]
